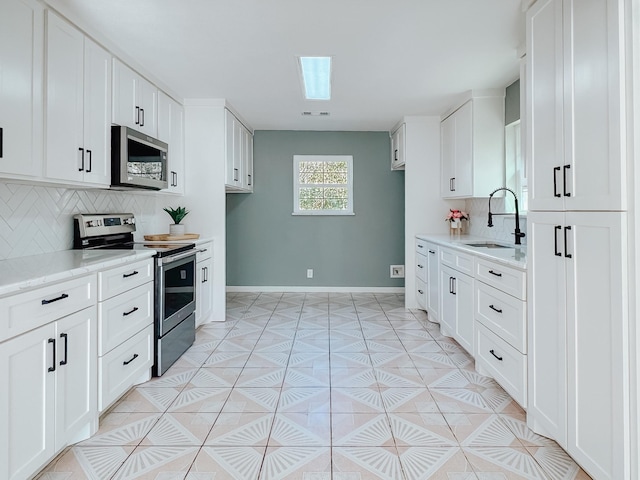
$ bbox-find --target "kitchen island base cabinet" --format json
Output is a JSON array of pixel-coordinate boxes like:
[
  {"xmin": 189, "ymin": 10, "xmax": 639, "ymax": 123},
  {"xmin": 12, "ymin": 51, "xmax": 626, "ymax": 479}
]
[{"xmin": 0, "ymin": 307, "xmax": 97, "ymax": 480}]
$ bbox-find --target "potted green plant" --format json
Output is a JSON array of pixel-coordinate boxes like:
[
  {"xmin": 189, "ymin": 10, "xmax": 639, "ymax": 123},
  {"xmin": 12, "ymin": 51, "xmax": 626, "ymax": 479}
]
[{"xmin": 163, "ymin": 206, "xmax": 189, "ymax": 236}]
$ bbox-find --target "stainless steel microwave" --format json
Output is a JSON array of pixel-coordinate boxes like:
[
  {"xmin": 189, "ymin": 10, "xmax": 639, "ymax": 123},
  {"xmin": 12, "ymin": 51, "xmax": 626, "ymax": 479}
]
[{"xmin": 111, "ymin": 125, "xmax": 168, "ymax": 190}]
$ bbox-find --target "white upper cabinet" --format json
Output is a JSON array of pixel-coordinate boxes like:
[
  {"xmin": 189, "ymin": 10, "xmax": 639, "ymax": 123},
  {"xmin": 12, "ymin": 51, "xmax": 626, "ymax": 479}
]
[
  {"xmin": 45, "ymin": 11, "xmax": 111, "ymax": 186},
  {"xmin": 0, "ymin": 0, "xmax": 44, "ymax": 178},
  {"xmin": 527, "ymin": 0, "xmax": 625, "ymax": 211},
  {"xmin": 441, "ymin": 94, "xmax": 505, "ymax": 198},
  {"xmin": 225, "ymin": 108, "xmax": 254, "ymax": 193},
  {"xmin": 158, "ymin": 92, "xmax": 185, "ymax": 194},
  {"xmin": 112, "ymin": 59, "xmax": 157, "ymax": 137},
  {"xmin": 390, "ymin": 122, "xmax": 406, "ymax": 170}
]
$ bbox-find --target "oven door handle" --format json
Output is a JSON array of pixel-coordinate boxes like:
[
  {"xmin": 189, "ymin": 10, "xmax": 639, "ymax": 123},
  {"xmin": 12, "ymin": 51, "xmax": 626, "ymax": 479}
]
[{"xmin": 161, "ymin": 250, "xmax": 196, "ymax": 264}]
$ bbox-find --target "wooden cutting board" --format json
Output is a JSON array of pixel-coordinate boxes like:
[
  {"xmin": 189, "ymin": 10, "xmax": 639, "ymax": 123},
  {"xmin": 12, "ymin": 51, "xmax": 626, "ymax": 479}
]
[{"xmin": 143, "ymin": 233, "xmax": 200, "ymax": 241}]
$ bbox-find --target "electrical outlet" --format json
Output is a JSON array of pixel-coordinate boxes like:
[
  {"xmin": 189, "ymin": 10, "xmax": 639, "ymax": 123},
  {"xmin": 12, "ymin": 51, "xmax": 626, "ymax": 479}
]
[
  {"xmin": 390, "ymin": 265, "xmax": 405, "ymax": 278},
  {"xmin": 307, "ymin": 269, "xmax": 313, "ymax": 279}
]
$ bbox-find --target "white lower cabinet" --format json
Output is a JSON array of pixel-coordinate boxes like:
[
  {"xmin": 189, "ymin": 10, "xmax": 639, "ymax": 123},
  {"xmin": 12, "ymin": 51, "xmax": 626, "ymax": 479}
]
[
  {"xmin": 0, "ymin": 306, "xmax": 97, "ymax": 480},
  {"xmin": 425, "ymin": 243, "xmax": 440, "ymax": 321},
  {"xmin": 440, "ymin": 262, "xmax": 474, "ymax": 355},
  {"xmin": 528, "ymin": 211, "xmax": 629, "ymax": 479},
  {"xmin": 195, "ymin": 242, "xmax": 213, "ymax": 327}
]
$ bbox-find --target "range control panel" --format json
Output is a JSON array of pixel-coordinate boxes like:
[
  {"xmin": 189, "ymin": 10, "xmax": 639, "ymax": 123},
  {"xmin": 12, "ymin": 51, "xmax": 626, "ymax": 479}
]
[{"xmin": 74, "ymin": 213, "xmax": 136, "ymax": 238}]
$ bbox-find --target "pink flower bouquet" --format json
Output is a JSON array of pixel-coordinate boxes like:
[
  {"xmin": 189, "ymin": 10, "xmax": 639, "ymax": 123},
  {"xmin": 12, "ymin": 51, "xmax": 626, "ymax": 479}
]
[{"xmin": 445, "ymin": 209, "xmax": 470, "ymax": 222}]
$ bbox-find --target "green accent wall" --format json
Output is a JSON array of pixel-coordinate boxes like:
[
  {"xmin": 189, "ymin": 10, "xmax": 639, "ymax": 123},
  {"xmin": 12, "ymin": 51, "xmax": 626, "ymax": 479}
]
[
  {"xmin": 505, "ymin": 79, "xmax": 520, "ymax": 124},
  {"xmin": 226, "ymin": 130, "xmax": 405, "ymax": 287}
]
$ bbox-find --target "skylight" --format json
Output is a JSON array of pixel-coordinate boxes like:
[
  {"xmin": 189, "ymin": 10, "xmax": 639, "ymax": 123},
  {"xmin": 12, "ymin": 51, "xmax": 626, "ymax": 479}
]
[{"xmin": 298, "ymin": 56, "xmax": 332, "ymax": 100}]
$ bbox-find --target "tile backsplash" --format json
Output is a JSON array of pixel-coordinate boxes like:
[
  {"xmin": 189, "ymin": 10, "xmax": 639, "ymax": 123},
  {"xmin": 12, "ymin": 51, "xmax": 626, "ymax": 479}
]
[
  {"xmin": 464, "ymin": 197, "xmax": 527, "ymax": 245},
  {"xmin": 0, "ymin": 181, "xmax": 165, "ymax": 260}
]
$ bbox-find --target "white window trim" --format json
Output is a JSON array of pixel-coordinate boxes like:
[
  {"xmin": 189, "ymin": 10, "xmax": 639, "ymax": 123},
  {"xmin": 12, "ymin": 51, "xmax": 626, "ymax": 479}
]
[{"xmin": 292, "ymin": 154, "xmax": 354, "ymax": 216}]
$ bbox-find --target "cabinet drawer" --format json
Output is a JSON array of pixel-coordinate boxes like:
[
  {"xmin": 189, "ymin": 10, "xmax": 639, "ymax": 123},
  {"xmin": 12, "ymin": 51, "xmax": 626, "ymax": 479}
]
[
  {"xmin": 196, "ymin": 241, "xmax": 213, "ymax": 262},
  {"xmin": 98, "ymin": 258, "xmax": 154, "ymax": 301},
  {"xmin": 415, "ymin": 252, "xmax": 427, "ymax": 283},
  {"xmin": 98, "ymin": 282, "xmax": 154, "ymax": 356},
  {"xmin": 475, "ymin": 323, "xmax": 527, "ymax": 408},
  {"xmin": 474, "ymin": 258, "xmax": 526, "ymax": 300},
  {"xmin": 440, "ymin": 247, "xmax": 474, "ymax": 275},
  {"xmin": 0, "ymin": 275, "xmax": 96, "ymax": 342},
  {"xmin": 98, "ymin": 324, "xmax": 153, "ymax": 412},
  {"xmin": 416, "ymin": 278, "xmax": 426, "ymax": 309},
  {"xmin": 475, "ymin": 282, "xmax": 526, "ymax": 354},
  {"xmin": 416, "ymin": 238, "xmax": 428, "ymax": 253}
]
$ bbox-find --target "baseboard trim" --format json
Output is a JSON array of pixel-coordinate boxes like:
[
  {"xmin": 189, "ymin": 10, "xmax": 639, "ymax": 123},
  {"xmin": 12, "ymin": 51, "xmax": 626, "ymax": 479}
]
[{"xmin": 226, "ymin": 286, "xmax": 405, "ymax": 294}]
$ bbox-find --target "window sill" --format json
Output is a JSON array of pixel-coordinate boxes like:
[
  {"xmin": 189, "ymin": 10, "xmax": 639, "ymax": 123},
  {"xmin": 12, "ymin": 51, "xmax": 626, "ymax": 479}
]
[{"xmin": 292, "ymin": 211, "xmax": 355, "ymax": 216}]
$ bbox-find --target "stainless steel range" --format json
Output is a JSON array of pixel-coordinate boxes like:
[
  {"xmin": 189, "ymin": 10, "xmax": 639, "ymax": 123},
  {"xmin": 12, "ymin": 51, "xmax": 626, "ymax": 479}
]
[{"xmin": 74, "ymin": 213, "xmax": 196, "ymax": 376}]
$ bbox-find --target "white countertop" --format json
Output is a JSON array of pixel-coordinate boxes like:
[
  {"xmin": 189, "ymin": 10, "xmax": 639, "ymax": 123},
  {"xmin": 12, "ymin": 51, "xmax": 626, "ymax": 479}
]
[
  {"xmin": 416, "ymin": 234, "xmax": 527, "ymax": 269},
  {"xmin": 0, "ymin": 250, "xmax": 157, "ymax": 297}
]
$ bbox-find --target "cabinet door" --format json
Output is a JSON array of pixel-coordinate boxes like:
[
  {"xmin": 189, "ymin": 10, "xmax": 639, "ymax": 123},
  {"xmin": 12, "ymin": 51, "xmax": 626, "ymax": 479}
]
[
  {"xmin": 0, "ymin": 0, "xmax": 44, "ymax": 177},
  {"xmin": 82, "ymin": 38, "xmax": 111, "ymax": 186},
  {"xmin": 527, "ymin": 211, "xmax": 567, "ymax": 447},
  {"xmin": 440, "ymin": 114, "xmax": 456, "ymax": 197},
  {"xmin": 112, "ymin": 59, "xmax": 138, "ymax": 129},
  {"xmin": 439, "ymin": 265, "xmax": 456, "ymax": 338},
  {"xmin": 526, "ymin": 0, "xmax": 564, "ymax": 211},
  {"xmin": 136, "ymin": 76, "xmax": 157, "ymax": 137},
  {"xmin": 562, "ymin": 0, "xmax": 625, "ymax": 211},
  {"xmin": 243, "ymin": 127, "xmax": 254, "ymax": 191},
  {"xmin": 453, "ymin": 272, "xmax": 474, "ymax": 356},
  {"xmin": 391, "ymin": 124, "xmax": 405, "ymax": 170},
  {"xmin": 196, "ymin": 257, "xmax": 213, "ymax": 327},
  {"xmin": 158, "ymin": 92, "xmax": 185, "ymax": 194},
  {"xmin": 55, "ymin": 308, "xmax": 97, "ymax": 449},
  {"xmin": 45, "ymin": 11, "xmax": 85, "ymax": 183},
  {"xmin": 453, "ymin": 101, "xmax": 473, "ymax": 197},
  {"xmin": 224, "ymin": 109, "xmax": 240, "ymax": 188},
  {"xmin": 426, "ymin": 245, "xmax": 440, "ymax": 321},
  {"xmin": 0, "ymin": 323, "xmax": 56, "ymax": 480},
  {"xmin": 565, "ymin": 211, "xmax": 628, "ymax": 479}
]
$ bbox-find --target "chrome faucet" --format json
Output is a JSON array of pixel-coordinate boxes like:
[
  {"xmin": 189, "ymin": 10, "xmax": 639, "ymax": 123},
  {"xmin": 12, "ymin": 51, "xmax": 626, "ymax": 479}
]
[{"xmin": 488, "ymin": 187, "xmax": 526, "ymax": 245}]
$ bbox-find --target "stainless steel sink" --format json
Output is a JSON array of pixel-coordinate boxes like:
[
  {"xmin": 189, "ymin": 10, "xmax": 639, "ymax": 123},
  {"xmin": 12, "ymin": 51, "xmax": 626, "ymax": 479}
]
[{"xmin": 464, "ymin": 242, "xmax": 513, "ymax": 249}]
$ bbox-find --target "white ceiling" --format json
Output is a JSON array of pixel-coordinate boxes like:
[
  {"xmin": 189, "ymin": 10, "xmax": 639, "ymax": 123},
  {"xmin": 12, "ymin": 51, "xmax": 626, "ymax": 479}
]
[{"xmin": 45, "ymin": 0, "xmax": 525, "ymax": 131}]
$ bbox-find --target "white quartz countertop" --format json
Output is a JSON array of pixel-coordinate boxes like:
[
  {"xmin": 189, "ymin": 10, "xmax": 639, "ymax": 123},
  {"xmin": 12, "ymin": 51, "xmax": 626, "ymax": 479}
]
[
  {"xmin": 416, "ymin": 234, "xmax": 527, "ymax": 269},
  {"xmin": 0, "ymin": 250, "xmax": 157, "ymax": 297}
]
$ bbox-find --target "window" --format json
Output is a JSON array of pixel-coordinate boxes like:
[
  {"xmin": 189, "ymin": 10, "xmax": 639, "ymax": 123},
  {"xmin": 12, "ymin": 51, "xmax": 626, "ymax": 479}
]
[{"xmin": 293, "ymin": 155, "xmax": 354, "ymax": 215}]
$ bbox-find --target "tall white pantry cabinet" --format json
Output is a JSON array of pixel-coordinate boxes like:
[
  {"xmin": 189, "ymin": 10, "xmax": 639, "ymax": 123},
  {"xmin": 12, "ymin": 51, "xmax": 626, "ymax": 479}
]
[{"xmin": 526, "ymin": 1, "xmax": 632, "ymax": 479}]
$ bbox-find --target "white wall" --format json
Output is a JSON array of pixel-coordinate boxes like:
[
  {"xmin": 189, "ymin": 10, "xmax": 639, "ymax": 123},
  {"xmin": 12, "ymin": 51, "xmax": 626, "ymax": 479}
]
[
  {"xmin": 183, "ymin": 100, "xmax": 227, "ymax": 322},
  {"xmin": 404, "ymin": 116, "xmax": 464, "ymax": 309}
]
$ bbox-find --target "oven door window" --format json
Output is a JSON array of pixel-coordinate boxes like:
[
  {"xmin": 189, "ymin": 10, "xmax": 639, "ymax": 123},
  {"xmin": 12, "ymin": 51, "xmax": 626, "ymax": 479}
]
[
  {"xmin": 127, "ymin": 138, "xmax": 166, "ymax": 181},
  {"xmin": 163, "ymin": 257, "xmax": 195, "ymax": 319}
]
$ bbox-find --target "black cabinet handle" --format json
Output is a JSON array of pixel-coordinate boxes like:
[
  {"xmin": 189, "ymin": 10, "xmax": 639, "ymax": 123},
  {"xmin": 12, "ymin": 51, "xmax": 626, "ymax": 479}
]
[
  {"xmin": 123, "ymin": 270, "xmax": 139, "ymax": 278},
  {"xmin": 417, "ymin": 244, "xmax": 424, "ymax": 249},
  {"xmin": 86, "ymin": 150, "xmax": 92, "ymax": 173},
  {"xmin": 449, "ymin": 277, "xmax": 456, "ymax": 295},
  {"xmin": 428, "ymin": 250, "xmax": 436, "ymax": 254},
  {"xmin": 418, "ymin": 289, "xmax": 424, "ymax": 294},
  {"xmin": 135, "ymin": 106, "xmax": 140, "ymax": 125},
  {"xmin": 233, "ymin": 168, "xmax": 239, "ymax": 182},
  {"xmin": 42, "ymin": 293, "xmax": 69, "ymax": 305},
  {"xmin": 452, "ymin": 177, "xmax": 456, "ymax": 191},
  {"xmin": 78, "ymin": 147, "xmax": 84, "ymax": 171},
  {"xmin": 60, "ymin": 333, "xmax": 68, "ymax": 366},
  {"xmin": 564, "ymin": 226, "xmax": 572, "ymax": 258},
  {"xmin": 48, "ymin": 338, "xmax": 56, "ymax": 372},
  {"xmin": 140, "ymin": 108, "xmax": 145, "ymax": 127},
  {"xmin": 248, "ymin": 174, "xmax": 252, "ymax": 186},
  {"xmin": 554, "ymin": 225, "xmax": 562, "ymax": 256},
  {"xmin": 563, "ymin": 164, "xmax": 571, "ymax": 197},
  {"xmin": 553, "ymin": 166, "xmax": 561, "ymax": 197},
  {"xmin": 123, "ymin": 353, "xmax": 139, "ymax": 365},
  {"xmin": 394, "ymin": 149, "xmax": 398, "ymax": 161},
  {"xmin": 490, "ymin": 349, "xmax": 503, "ymax": 361},
  {"xmin": 488, "ymin": 270, "xmax": 502, "ymax": 277},
  {"xmin": 417, "ymin": 264, "xmax": 424, "ymax": 269},
  {"xmin": 123, "ymin": 307, "xmax": 139, "ymax": 317},
  {"xmin": 0, "ymin": 127, "xmax": 3, "ymax": 158},
  {"xmin": 489, "ymin": 305, "xmax": 503, "ymax": 314}
]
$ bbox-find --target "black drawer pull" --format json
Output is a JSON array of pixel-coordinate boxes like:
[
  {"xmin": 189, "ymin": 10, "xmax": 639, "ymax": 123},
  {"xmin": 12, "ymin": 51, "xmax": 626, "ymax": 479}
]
[
  {"xmin": 123, "ymin": 307, "xmax": 139, "ymax": 316},
  {"xmin": 428, "ymin": 250, "xmax": 436, "ymax": 254},
  {"xmin": 418, "ymin": 289, "xmax": 424, "ymax": 294},
  {"xmin": 490, "ymin": 349, "xmax": 503, "ymax": 361},
  {"xmin": 60, "ymin": 333, "xmax": 68, "ymax": 366},
  {"xmin": 417, "ymin": 264, "xmax": 424, "ymax": 269},
  {"xmin": 488, "ymin": 270, "xmax": 502, "ymax": 277},
  {"xmin": 123, "ymin": 270, "xmax": 139, "ymax": 278},
  {"xmin": 123, "ymin": 353, "xmax": 139, "ymax": 365},
  {"xmin": 48, "ymin": 338, "xmax": 56, "ymax": 372},
  {"xmin": 489, "ymin": 305, "xmax": 503, "ymax": 314},
  {"xmin": 42, "ymin": 293, "xmax": 69, "ymax": 305},
  {"xmin": 417, "ymin": 244, "xmax": 424, "ymax": 249}
]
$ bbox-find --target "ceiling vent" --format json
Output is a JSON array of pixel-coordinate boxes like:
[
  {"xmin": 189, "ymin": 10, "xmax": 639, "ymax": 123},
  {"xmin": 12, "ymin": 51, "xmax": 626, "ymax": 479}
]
[{"xmin": 301, "ymin": 111, "xmax": 331, "ymax": 116}]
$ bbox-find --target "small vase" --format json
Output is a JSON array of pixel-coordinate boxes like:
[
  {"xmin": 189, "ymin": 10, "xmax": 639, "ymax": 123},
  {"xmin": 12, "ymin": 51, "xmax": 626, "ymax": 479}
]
[
  {"xmin": 450, "ymin": 219, "xmax": 462, "ymax": 236},
  {"xmin": 169, "ymin": 224, "xmax": 185, "ymax": 236}
]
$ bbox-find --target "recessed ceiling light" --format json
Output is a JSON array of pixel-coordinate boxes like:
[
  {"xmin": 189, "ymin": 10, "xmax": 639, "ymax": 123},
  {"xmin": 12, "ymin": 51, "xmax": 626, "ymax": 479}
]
[{"xmin": 298, "ymin": 56, "xmax": 332, "ymax": 100}]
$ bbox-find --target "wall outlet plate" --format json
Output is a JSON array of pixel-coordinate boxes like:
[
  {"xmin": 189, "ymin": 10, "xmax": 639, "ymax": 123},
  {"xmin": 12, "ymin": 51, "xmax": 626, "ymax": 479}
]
[
  {"xmin": 390, "ymin": 265, "xmax": 405, "ymax": 278},
  {"xmin": 306, "ymin": 268, "xmax": 313, "ymax": 278}
]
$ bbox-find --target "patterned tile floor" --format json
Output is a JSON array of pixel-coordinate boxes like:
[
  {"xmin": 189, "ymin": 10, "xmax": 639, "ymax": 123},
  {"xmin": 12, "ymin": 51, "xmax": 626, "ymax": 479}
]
[{"xmin": 37, "ymin": 292, "xmax": 591, "ymax": 479}]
